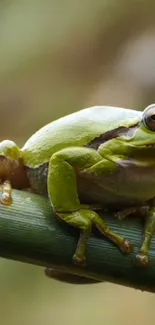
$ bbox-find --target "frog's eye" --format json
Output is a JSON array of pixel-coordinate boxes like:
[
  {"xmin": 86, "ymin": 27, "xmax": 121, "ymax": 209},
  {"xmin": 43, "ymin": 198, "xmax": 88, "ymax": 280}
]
[{"xmin": 142, "ymin": 104, "xmax": 155, "ymax": 131}]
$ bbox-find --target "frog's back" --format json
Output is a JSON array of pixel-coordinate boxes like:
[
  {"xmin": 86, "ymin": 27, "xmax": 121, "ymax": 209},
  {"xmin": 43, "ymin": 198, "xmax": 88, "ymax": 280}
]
[{"xmin": 22, "ymin": 106, "xmax": 141, "ymax": 167}]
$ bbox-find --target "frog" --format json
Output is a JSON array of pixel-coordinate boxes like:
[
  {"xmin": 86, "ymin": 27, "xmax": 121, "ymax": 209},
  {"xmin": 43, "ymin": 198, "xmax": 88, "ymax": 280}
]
[{"xmin": 1, "ymin": 103, "xmax": 155, "ymax": 270}]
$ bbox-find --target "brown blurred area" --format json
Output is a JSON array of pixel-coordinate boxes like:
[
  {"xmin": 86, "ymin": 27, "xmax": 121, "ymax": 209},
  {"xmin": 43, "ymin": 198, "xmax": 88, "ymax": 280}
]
[{"xmin": 0, "ymin": 1, "xmax": 155, "ymax": 324}]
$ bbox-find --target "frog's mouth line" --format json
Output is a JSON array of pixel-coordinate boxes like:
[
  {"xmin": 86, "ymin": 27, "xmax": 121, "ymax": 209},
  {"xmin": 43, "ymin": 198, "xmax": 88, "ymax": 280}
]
[{"xmin": 137, "ymin": 144, "xmax": 155, "ymax": 148}]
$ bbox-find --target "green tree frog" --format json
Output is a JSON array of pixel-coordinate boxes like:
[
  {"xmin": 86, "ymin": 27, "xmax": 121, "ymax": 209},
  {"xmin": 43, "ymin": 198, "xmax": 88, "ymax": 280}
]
[{"xmin": 0, "ymin": 104, "xmax": 155, "ymax": 268}]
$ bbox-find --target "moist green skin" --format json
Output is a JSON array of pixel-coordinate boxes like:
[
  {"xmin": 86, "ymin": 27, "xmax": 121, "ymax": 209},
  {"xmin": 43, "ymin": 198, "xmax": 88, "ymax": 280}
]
[
  {"xmin": 27, "ymin": 142, "xmax": 155, "ymax": 208},
  {"xmin": 0, "ymin": 104, "xmax": 155, "ymax": 267}
]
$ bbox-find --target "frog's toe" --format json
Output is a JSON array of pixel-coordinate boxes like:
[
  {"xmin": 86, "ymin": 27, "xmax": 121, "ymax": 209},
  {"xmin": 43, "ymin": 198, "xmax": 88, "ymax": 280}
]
[
  {"xmin": 114, "ymin": 212, "xmax": 124, "ymax": 220},
  {"xmin": 73, "ymin": 254, "xmax": 86, "ymax": 267},
  {"xmin": 135, "ymin": 253, "xmax": 149, "ymax": 267},
  {"xmin": 0, "ymin": 181, "xmax": 13, "ymax": 206},
  {"xmin": 120, "ymin": 239, "xmax": 134, "ymax": 254}
]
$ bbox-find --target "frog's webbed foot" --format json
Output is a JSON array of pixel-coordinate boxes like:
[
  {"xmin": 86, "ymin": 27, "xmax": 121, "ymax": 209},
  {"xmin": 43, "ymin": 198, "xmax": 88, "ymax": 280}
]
[{"xmin": 0, "ymin": 180, "xmax": 13, "ymax": 205}]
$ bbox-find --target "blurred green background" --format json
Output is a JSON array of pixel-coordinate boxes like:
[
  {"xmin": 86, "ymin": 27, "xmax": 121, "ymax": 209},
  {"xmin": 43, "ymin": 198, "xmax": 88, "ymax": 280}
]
[{"xmin": 1, "ymin": 0, "xmax": 155, "ymax": 324}]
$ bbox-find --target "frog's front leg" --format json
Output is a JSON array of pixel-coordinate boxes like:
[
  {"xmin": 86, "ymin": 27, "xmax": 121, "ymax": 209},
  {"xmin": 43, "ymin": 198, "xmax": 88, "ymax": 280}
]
[
  {"xmin": 47, "ymin": 146, "xmax": 133, "ymax": 266},
  {"xmin": 114, "ymin": 206, "xmax": 148, "ymax": 220},
  {"xmin": 117, "ymin": 206, "xmax": 155, "ymax": 266},
  {"xmin": 135, "ymin": 207, "xmax": 155, "ymax": 266},
  {"xmin": 114, "ymin": 205, "xmax": 155, "ymax": 266}
]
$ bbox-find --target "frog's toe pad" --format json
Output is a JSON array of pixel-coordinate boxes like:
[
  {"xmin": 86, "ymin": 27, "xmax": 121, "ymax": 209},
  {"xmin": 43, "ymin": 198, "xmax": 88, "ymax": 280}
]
[
  {"xmin": 1, "ymin": 192, "xmax": 12, "ymax": 205},
  {"xmin": 121, "ymin": 239, "xmax": 134, "ymax": 254},
  {"xmin": 73, "ymin": 254, "xmax": 86, "ymax": 267},
  {"xmin": 135, "ymin": 253, "xmax": 149, "ymax": 267},
  {"xmin": 115, "ymin": 212, "xmax": 125, "ymax": 220}
]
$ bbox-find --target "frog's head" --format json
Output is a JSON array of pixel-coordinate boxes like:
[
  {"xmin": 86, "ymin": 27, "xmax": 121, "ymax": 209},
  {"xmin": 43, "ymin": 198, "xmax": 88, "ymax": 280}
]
[
  {"xmin": 0, "ymin": 140, "xmax": 29, "ymax": 188},
  {"xmin": 121, "ymin": 104, "xmax": 155, "ymax": 149}
]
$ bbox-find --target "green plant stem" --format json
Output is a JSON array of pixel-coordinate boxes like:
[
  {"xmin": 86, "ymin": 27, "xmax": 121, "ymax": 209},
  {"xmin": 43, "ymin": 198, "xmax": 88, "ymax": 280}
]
[{"xmin": 0, "ymin": 189, "xmax": 155, "ymax": 292}]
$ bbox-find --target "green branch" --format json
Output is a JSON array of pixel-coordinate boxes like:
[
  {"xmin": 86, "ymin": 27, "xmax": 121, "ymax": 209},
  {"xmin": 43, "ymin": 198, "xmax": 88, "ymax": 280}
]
[{"xmin": 0, "ymin": 189, "xmax": 155, "ymax": 292}]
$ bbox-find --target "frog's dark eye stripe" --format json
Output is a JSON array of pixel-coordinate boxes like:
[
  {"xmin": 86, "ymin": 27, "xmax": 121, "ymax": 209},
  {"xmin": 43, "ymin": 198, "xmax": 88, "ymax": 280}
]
[
  {"xmin": 142, "ymin": 104, "xmax": 155, "ymax": 131},
  {"xmin": 87, "ymin": 125, "xmax": 138, "ymax": 150}
]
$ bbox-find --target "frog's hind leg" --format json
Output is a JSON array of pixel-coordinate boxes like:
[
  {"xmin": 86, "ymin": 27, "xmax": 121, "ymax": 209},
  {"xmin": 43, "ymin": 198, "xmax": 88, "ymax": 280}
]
[{"xmin": 47, "ymin": 146, "xmax": 133, "ymax": 266}]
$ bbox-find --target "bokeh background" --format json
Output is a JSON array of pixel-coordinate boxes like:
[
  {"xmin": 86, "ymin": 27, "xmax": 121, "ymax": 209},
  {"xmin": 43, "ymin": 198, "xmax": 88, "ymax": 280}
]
[{"xmin": 0, "ymin": 0, "xmax": 155, "ymax": 324}]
